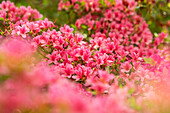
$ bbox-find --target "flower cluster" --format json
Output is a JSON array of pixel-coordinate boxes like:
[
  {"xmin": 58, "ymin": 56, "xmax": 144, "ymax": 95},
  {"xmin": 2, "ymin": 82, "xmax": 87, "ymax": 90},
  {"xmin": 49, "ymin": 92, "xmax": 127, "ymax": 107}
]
[
  {"xmin": 0, "ymin": 38, "xmax": 134, "ymax": 113},
  {"xmin": 58, "ymin": 0, "xmax": 113, "ymax": 13},
  {"xmin": 59, "ymin": 0, "xmax": 167, "ymax": 60},
  {"xmin": 0, "ymin": 1, "xmax": 42, "ymax": 22},
  {"xmin": 0, "ymin": 1, "xmax": 170, "ymax": 113},
  {"xmin": 56, "ymin": 0, "xmax": 168, "ymax": 93},
  {"xmin": 10, "ymin": 18, "xmax": 55, "ymax": 38}
]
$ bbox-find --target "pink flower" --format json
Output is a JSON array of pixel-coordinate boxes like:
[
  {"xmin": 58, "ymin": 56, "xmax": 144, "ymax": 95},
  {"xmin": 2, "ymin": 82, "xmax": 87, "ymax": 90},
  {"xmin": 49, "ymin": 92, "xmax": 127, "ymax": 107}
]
[
  {"xmin": 16, "ymin": 25, "xmax": 30, "ymax": 38},
  {"xmin": 64, "ymin": 63, "xmax": 74, "ymax": 77},
  {"xmin": 1, "ymin": 38, "xmax": 33, "ymax": 57},
  {"xmin": 60, "ymin": 24, "xmax": 74, "ymax": 33},
  {"xmin": 121, "ymin": 61, "xmax": 132, "ymax": 72},
  {"xmin": 74, "ymin": 34, "xmax": 83, "ymax": 43},
  {"xmin": 26, "ymin": 22, "xmax": 39, "ymax": 31},
  {"xmin": 133, "ymin": 61, "xmax": 140, "ymax": 71},
  {"xmin": 82, "ymin": 49, "xmax": 91, "ymax": 61}
]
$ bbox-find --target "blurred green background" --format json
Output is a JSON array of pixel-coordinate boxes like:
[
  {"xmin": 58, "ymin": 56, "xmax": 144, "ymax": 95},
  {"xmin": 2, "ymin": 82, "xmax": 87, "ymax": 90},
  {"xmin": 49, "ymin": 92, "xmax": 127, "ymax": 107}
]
[
  {"xmin": 136, "ymin": 0, "xmax": 170, "ymax": 35},
  {"xmin": 0, "ymin": 0, "xmax": 169, "ymax": 41}
]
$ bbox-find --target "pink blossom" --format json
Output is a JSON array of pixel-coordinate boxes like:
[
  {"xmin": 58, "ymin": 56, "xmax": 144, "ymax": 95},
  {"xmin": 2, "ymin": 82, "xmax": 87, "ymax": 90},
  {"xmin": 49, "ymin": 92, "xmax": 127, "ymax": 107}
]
[
  {"xmin": 121, "ymin": 61, "xmax": 132, "ymax": 72},
  {"xmin": 16, "ymin": 25, "xmax": 30, "ymax": 38}
]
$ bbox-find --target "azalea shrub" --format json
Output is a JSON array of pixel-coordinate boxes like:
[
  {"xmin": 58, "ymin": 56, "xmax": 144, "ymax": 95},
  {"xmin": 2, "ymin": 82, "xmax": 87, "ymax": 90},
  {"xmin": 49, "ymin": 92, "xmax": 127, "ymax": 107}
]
[
  {"xmin": 7, "ymin": 0, "xmax": 170, "ymax": 35},
  {"xmin": 0, "ymin": 0, "xmax": 170, "ymax": 113}
]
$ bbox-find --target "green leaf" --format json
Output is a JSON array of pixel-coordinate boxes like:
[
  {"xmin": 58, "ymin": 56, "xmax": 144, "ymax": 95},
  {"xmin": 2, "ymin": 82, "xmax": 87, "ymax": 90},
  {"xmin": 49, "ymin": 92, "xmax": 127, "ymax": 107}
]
[
  {"xmin": 43, "ymin": 0, "xmax": 49, "ymax": 6},
  {"xmin": 106, "ymin": 66, "xmax": 110, "ymax": 73},
  {"xmin": 0, "ymin": 75, "xmax": 10, "ymax": 83},
  {"xmin": 154, "ymin": 32, "xmax": 158, "ymax": 37},
  {"xmin": 120, "ymin": 57, "xmax": 126, "ymax": 63},
  {"xmin": 108, "ymin": 0, "xmax": 115, "ymax": 5},
  {"xmin": 81, "ymin": 24, "xmax": 88, "ymax": 29},
  {"xmin": 0, "ymin": 17, "xmax": 4, "ymax": 21},
  {"xmin": 99, "ymin": 0, "xmax": 105, "ymax": 5},
  {"xmin": 128, "ymin": 97, "xmax": 141, "ymax": 110},
  {"xmin": 71, "ymin": 24, "xmax": 77, "ymax": 31},
  {"xmin": 144, "ymin": 57, "xmax": 154, "ymax": 65},
  {"xmin": 0, "ymin": 32, "xmax": 4, "ymax": 35},
  {"xmin": 81, "ymin": 1, "xmax": 85, "ymax": 6},
  {"xmin": 128, "ymin": 88, "xmax": 135, "ymax": 94}
]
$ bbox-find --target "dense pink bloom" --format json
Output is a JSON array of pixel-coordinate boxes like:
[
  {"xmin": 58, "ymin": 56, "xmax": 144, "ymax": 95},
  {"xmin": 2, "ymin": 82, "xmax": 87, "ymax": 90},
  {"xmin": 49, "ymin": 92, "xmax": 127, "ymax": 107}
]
[
  {"xmin": 0, "ymin": 1, "xmax": 170, "ymax": 113},
  {"xmin": 0, "ymin": 1, "xmax": 42, "ymax": 22}
]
